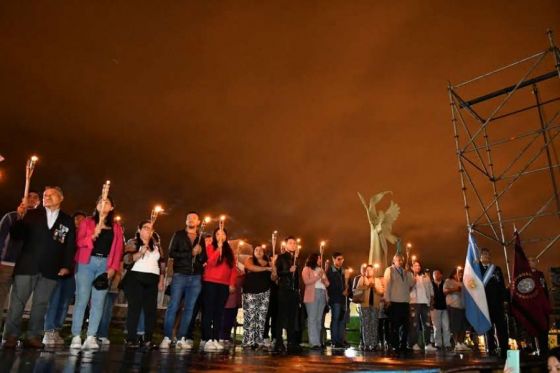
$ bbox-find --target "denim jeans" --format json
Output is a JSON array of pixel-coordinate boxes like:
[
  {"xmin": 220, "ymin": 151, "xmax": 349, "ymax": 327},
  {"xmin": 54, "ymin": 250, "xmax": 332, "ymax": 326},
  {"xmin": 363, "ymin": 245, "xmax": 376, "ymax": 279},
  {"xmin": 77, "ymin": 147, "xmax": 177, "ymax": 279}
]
[
  {"xmin": 44, "ymin": 276, "xmax": 75, "ymax": 331},
  {"xmin": 305, "ymin": 288, "xmax": 326, "ymax": 346},
  {"xmin": 98, "ymin": 292, "xmax": 117, "ymax": 338},
  {"xmin": 163, "ymin": 274, "xmax": 201, "ymax": 339},
  {"xmin": 71, "ymin": 256, "xmax": 109, "ymax": 337},
  {"xmin": 329, "ymin": 302, "xmax": 346, "ymax": 345},
  {"xmin": 3, "ymin": 274, "xmax": 57, "ymax": 338},
  {"xmin": 431, "ymin": 309, "xmax": 451, "ymax": 348}
]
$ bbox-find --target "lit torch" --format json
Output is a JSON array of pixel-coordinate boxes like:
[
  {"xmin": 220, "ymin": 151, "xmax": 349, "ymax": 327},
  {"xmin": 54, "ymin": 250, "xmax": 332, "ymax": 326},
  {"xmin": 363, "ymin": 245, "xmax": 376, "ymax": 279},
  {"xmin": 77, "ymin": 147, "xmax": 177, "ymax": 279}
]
[
  {"xmin": 23, "ymin": 155, "xmax": 39, "ymax": 199},
  {"xmin": 150, "ymin": 205, "xmax": 164, "ymax": 225},
  {"xmin": 272, "ymin": 230, "xmax": 278, "ymax": 257}
]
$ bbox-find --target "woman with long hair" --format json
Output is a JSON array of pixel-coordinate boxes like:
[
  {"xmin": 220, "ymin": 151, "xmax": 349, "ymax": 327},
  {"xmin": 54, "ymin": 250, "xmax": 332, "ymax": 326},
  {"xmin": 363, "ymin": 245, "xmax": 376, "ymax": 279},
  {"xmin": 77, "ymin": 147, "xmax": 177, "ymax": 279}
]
[
  {"xmin": 242, "ymin": 245, "xmax": 273, "ymax": 349},
  {"xmin": 356, "ymin": 265, "xmax": 383, "ymax": 351},
  {"xmin": 70, "ymin": 196, "xmax": 124, "ymax": 350},
  {"xmin": 201, "ymin": 228, "xmax": 237, "ymax": 352},
  {"xmin": 444, "ymin": 268, "xmax": 470, "ymax": 351},
  {"xmin": 122, "ymin": 220, "xmax": 165, "ymax": 348},
  {"xmin": 302, "ymin": 252, "xmax": 329, "ymax": 349}
]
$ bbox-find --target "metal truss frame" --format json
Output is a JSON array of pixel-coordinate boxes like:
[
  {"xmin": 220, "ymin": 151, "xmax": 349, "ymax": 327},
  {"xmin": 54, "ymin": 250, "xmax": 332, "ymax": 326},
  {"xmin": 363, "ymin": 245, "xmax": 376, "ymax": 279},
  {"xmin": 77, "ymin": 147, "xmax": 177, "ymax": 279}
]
[{"xmin": 448, "ymin": 30, "xmax": 560, "ymax": 281}]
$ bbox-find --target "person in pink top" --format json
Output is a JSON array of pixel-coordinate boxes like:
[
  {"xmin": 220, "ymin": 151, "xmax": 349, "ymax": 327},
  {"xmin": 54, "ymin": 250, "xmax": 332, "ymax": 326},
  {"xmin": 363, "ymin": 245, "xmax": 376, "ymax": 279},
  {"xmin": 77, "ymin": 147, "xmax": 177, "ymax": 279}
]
[
  {"xmin": 201, "ymin": 228, "xmax": 237, "ymax": 352},
  {"xmin": 70, "ymin": 196, "xmax": 124, "ymax": 350}
]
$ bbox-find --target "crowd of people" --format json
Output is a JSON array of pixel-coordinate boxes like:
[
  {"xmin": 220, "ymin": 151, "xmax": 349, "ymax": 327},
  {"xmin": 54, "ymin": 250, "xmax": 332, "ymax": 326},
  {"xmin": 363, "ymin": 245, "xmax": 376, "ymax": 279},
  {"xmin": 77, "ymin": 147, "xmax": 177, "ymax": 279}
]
[{"xmin": 0, "ymin": 188, "xmax": 553, "ymax": 359}]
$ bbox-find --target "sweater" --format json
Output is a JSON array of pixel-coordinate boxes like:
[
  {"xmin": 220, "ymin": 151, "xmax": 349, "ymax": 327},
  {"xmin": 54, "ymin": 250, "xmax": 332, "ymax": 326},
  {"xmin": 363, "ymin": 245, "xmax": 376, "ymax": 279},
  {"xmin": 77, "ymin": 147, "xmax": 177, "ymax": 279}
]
[
  {"xmin": 302, "ymin": 266, "xmax": 329, "ymax": 303},
  {"xmin": 202, "ymin": 244, "xmax": 237, "ymax": 287}
]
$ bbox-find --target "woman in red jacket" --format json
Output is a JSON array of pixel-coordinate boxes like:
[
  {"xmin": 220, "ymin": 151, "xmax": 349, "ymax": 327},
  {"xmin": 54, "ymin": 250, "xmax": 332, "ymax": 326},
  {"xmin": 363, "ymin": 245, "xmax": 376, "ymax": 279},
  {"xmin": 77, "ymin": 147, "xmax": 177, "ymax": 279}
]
[{"xmin": 201, "ymin": 228, "xmax": 237, "ymax": 352}]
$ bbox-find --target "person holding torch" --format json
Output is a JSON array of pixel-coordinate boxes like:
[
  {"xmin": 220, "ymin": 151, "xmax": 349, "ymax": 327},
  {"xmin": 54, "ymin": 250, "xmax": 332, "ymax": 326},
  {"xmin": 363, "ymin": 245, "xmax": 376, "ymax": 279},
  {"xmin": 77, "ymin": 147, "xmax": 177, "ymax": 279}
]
[
  {"xmin": 70, "ymin": 185, "xmax": 124, "ymax": 350},
  {"xmin": 3, "ymin": 186, "xmax": 75, "ymax": 349}
]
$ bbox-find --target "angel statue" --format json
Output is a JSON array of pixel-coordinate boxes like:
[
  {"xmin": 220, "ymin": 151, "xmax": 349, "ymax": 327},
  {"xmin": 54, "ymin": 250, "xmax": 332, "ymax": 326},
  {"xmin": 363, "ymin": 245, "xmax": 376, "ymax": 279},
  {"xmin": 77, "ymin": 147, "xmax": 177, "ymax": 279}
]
[{"xmin": 358, "ymin": 191, "xmax": 401, "ymax": 267}]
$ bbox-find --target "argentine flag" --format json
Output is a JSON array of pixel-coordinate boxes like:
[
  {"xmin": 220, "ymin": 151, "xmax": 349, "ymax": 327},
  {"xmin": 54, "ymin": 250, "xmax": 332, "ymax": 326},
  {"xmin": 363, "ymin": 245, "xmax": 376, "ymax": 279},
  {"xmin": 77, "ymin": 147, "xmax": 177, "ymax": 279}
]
[{"xmin": 462, "ymin": 233, "xmax": 491, "ymax": 334}]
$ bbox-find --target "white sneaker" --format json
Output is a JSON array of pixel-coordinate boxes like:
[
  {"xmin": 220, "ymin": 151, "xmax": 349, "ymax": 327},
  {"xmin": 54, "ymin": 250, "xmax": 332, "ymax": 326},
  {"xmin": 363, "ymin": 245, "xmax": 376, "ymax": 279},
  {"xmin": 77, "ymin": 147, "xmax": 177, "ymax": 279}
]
[
  {"xmin": 53, "ymin": 331, "xmax": 65, "ymax": 345},
  {"xmin": 219, "ymin": 339, "xmax": 231, "ymax": 348},
  {"xmin": 42, "ymin": 331, "xmax": 57, "ymax": 346},
  {"xmin": 425, "ymin": 344, "xmax": 437, "ymax": 352},
  {"xmin": 98, "ymin": 337, "xmax": 111, "ymax": 346},
  {"xmin": 412, "ymin": 344, "xmax": 421, "ymax": 351},
  {"xmin": 70, "ymin": 335, "xmax": 82, "ymax": 349},
  {"xmin": 186, "ymin": 339, "xmax": 194, "ymax": 349},
  {"xmin": 82, "ymin": 336, "xmax": 100, "ymax": 350},
  {"xmin": 159, "ymin": 337, "xmax": 172, "ymax": 349},
  {"xmin": 204, "ymin": 340, "xmax": 217, "ymax": 352},
  {"xmin": 214, "ymin": 339, "xmax": 224, "ymax": 351},
  {"xmin": 178, "ymin": 338, "xmax": 193, "ymax": 350}
]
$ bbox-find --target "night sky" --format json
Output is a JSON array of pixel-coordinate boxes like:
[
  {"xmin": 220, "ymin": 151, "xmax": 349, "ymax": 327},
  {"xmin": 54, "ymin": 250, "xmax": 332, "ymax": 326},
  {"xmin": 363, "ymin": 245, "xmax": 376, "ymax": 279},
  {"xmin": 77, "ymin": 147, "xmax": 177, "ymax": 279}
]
[{"xmin": 1, "ymin": 1, "xmax": 559, "ymax": 275}]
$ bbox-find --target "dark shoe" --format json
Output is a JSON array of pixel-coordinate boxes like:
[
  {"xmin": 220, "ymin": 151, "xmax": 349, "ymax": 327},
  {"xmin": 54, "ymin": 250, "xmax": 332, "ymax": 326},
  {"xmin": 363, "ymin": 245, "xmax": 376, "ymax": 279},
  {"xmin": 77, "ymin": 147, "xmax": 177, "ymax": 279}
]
[
  {"xmin": 310, "ymin": 345, "xmax": 322, "ymax": 351},
  {"xmin": 126, "ymin": 339, "xmax": 140, "ymax": 349},
  {"xmin": 273, "ymin": 342, "xmax": 286, "ymax": 353},
  {"xmin": 3, "ymin": 336, "xmax": 18, "ymax": 349},
  {"xmin": 23, "ymin": 337, "xmax": 43, "ymax": 349},
  {"xmin": 331, "ymin": 343, "xmax": 345, "ymax": 350},
  {"xmin": 287, "ymin": 344, "xmax": 302, "ymax": 354},
  {"xmin": 142, "ymin": 341, "xmax": 157, "ymax": 351}
]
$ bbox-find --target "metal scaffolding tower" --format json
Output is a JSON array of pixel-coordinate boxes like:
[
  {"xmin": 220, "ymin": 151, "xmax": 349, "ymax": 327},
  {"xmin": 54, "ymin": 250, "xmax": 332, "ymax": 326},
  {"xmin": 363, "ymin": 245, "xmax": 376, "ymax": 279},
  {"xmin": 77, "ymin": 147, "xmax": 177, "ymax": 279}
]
[{"xmin": 448, "ymin": 30, "xmax": 560, "ymax": 281}]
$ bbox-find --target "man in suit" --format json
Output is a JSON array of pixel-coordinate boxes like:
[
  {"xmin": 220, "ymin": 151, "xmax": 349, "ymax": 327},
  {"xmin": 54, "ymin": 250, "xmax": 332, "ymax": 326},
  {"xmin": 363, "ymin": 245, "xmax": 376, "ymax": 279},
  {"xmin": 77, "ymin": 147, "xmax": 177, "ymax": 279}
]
[
  {"xmin": 2, "ymin": 186, "xmax": 76, "ymax": 349},
  {"xmin": 479, "ymin": 247, "xmax": 509, "ymax": 358}
]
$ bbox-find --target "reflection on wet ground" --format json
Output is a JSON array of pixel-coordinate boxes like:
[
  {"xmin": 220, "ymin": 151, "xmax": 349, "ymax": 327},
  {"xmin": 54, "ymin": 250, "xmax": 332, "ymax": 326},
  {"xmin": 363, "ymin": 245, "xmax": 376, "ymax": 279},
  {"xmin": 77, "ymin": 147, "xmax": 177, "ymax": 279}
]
[{"xmin": 0, "ymin": 345, "xmax": 546, "ymax": 373}]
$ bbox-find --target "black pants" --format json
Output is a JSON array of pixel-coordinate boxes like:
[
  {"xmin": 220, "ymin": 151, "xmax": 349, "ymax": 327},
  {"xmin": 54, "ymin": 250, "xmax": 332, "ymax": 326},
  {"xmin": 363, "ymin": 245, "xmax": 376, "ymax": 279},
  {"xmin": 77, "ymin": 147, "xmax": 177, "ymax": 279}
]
[
  {"xmin": 378, "ymin": 317, "xmax": 390, "ymax": 347},
  {"xmin": 275, "ymin": 288, "xmax": 300, "ymax": 346},
  {"xmin": 388, "ymin": 302, "xmax": 409, "ymax": 350},
  {"xmin": 124, "ymin": 271, "xmax": 159, "ymax": 342},
  {"xmin": 201, "ymin": 281, "xmax": 229, "ymax": 341},
  {"xmin": 488, "ymin": 308, "xmax": 508, "ymax": 355},
  {"xmin": 264, "ymin": 285, "xmax": 278, "ymax": 340}
]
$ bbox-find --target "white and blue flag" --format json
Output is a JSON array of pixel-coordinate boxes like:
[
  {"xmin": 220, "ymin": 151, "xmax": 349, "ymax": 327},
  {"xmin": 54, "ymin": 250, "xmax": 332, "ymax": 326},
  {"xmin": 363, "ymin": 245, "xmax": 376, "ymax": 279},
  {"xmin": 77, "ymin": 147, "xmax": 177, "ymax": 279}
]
[{"xmin": 462, "ymin": 233, "xmax": 491, "ymax": 334}]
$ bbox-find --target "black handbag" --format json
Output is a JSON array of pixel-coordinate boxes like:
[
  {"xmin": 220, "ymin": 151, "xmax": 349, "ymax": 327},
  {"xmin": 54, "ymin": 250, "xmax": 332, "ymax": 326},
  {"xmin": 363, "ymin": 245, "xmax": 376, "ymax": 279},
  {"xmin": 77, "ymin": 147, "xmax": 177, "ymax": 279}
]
[{"xmin": 92, "ymin": 272, "xmax": 109, "ymax": 290}]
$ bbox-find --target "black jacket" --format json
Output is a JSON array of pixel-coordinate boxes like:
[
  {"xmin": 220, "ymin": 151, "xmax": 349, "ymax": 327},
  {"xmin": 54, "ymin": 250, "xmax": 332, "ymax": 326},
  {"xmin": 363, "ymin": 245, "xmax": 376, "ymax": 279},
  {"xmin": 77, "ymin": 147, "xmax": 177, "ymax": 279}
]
[
  {"xmin": 326, "ymin": 265, "xmax": 346, "ymax": 304},
  {"xmin": 480, "ymin": 263, "xmax": 509, "ymax": 313},
  {"xmin": 275, "ymin": 251, "xmax": 300, "ymax": 291},
  {"xmin": 168, "ymin": 230, "xmax": 207, "ymax": 275},
  {"xmin": 10, "ymin": 207, "xmax": 76, "ymax": 280}
]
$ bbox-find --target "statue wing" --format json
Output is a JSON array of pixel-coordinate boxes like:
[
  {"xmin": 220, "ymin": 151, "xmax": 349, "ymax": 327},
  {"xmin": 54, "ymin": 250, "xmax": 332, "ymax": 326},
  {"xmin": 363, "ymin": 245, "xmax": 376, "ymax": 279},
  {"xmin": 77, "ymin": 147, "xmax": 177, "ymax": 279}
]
[
  {"xmin": 381, "ymin": 201, "xmax": 400, "ymax": 243},
  {"xmin": 369, "ymin": 191, "xmax": 392, "ymax": 215}
]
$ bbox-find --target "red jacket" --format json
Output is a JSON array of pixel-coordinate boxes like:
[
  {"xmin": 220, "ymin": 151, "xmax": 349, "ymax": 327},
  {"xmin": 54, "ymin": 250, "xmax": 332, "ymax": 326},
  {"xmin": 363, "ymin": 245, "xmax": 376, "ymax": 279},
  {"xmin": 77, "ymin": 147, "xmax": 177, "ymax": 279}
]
[
  {"xmin": 202, "ymin": 244, "xmax": 237, "ymax": 287},
  {"xmin": 75, "ymin": 217, "xmax": 124, "ymax": 271}
]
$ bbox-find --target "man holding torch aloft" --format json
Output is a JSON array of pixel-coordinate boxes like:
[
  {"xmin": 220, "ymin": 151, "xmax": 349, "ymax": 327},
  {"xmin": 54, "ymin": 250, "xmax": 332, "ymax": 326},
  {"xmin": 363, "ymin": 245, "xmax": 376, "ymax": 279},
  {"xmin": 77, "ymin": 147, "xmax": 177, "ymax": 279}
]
[{"xmin": 3, "ymin": 187, "xmax": 75, "ymax": 349}]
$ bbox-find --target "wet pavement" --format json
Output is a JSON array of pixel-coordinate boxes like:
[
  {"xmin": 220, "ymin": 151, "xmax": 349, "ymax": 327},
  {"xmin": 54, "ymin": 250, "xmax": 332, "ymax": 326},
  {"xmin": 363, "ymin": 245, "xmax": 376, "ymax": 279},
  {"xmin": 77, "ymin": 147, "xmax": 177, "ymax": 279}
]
[{"xmin": 0, "ymin": 345, "xmax": 546, "ymax": 373}]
